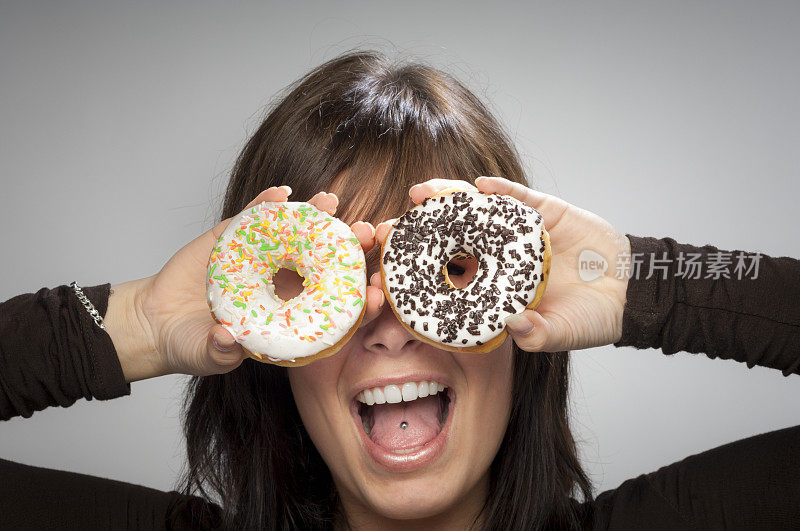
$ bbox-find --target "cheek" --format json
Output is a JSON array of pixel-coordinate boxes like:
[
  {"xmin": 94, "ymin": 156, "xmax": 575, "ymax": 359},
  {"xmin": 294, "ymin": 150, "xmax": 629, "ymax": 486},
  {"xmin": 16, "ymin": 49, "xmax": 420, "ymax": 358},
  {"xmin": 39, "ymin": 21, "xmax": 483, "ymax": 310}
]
[
  {"xmin": 455, "ymin": 342, "xmax": 515, "ymax": 456},
  {"xmin": 287, "ymin": 354, "xmax": 346, "ymax": 453},
  {"xmin": 462, "ymin": 340, "xmax": 514, "ymax": 404}
]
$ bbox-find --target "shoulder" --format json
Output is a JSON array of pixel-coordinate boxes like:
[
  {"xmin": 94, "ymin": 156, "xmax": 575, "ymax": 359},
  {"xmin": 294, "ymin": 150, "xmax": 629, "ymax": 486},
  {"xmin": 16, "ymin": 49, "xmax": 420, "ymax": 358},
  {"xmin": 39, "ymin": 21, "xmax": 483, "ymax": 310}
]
[
  {"xmin": 580, "ymin": 425, "xmax": 800, "ymax": 530},
  {"xmin": 582, "ymin": 474, "xmax": 695, "ymax": 530},
  {"xmin": 165, "ymin": 490, "xmax": 222, "ymax": 530},
  {"xmin": 0, "ymin": 457, "xmax": 221, "ymax": 530}
]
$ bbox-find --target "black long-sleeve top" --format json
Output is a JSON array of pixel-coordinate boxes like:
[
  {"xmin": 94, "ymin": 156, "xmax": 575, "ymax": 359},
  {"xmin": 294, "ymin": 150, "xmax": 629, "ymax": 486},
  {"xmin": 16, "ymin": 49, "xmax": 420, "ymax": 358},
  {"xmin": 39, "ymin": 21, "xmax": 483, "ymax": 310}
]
[{"xmin": 1, "ymin": 235, "xmax": 799, "ymax": 530}]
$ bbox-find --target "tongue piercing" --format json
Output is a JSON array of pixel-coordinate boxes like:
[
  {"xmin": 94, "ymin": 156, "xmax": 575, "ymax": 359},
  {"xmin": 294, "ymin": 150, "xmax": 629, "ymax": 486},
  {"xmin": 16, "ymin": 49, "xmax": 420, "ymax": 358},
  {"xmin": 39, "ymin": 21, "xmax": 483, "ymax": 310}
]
[{"xmin": 400, "ymin": 421, "xmax": 408, "ymax": 430}]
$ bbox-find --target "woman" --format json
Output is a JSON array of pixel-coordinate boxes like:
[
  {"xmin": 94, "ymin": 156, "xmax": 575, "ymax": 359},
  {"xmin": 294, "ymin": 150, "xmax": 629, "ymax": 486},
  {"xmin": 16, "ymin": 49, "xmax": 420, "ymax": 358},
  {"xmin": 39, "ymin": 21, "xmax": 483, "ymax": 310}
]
[{"xmin": 1, "ymin": 51, "xmax": 798, "ymax": 530}]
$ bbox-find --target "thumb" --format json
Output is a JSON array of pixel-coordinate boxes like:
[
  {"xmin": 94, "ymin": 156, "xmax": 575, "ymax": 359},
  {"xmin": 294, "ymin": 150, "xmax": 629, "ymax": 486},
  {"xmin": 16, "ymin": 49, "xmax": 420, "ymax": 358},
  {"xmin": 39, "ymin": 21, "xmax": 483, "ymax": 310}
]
[
  {"xmin": 206, "ymin": 325, "xmax": 247, "ymax": 373},
  {"xmin": 504, "ymin": 309, "xmax": 561, "ymax": 352}
]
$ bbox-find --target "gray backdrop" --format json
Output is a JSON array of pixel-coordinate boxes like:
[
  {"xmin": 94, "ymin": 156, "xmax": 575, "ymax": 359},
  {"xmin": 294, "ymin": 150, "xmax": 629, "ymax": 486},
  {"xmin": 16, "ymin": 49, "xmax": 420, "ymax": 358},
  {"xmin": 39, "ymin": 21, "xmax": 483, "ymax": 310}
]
[{"xmin": 2, "ymin": 1, "xmax": 798, "ymax": 497}]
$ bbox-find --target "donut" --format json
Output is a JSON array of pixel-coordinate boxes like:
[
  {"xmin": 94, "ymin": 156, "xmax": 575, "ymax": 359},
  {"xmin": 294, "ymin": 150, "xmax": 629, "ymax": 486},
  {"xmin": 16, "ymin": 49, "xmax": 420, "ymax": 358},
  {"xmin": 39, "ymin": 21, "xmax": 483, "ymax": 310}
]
[
  {"xmin": 206, "ymin": 201, "xmax": 367, "ymax": 366},
  {"xmin": 380, "ymin": 189, "xmax": 550, "ymax": 353}
]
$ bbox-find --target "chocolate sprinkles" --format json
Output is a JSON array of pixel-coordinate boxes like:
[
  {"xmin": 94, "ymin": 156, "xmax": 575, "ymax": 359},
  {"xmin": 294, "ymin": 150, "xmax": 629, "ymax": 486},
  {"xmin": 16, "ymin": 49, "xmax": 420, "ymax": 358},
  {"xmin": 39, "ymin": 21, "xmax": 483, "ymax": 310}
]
[{"xmin": 381, "ymin": 191, "xmax": 546, "ymax": 347}]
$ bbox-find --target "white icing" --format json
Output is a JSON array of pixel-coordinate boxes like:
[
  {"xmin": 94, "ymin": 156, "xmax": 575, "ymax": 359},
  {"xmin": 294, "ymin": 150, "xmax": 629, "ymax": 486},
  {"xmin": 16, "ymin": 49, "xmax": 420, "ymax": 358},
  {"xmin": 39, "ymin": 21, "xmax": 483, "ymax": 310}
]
[
  {"xmin": 206, "ymin": 201, "xmax": 367, "ymax": 362},
  {"xmin": 381, "ymin": 191, "xmax": 545, "ymax": 348}
]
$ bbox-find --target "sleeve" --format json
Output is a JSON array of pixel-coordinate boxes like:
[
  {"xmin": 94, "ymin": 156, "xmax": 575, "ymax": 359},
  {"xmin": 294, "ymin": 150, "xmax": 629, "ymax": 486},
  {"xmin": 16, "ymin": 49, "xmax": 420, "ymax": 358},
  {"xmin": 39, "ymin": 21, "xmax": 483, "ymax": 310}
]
[
  {"xmin": 587, "ymin": 235, "xmax": 800, "ymax": 529},
  {"xmin": 0, "ymin": 457, "xmax": 222, "ymax": 530},
  {"xmin": 613, "ymin": 235, "xmax": 800, "ymax": 377},
  {"xmin": 0, "ymin": 289, "xmax": 222, "ymax": 527},
  {"xmin": 0, "ymin": 284, "xmax": 131, "ymax": 421}
]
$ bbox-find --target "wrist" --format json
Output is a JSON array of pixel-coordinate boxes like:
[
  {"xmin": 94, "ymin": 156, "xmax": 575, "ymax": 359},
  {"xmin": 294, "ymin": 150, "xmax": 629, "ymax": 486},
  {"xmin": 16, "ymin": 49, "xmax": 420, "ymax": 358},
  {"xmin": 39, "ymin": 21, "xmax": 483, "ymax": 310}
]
[
  {"xmin": 105, "ymin": 277, "xmax": 168, "ymax": 382},
  {"xmin": 611, "ymin": 234, "xmax": 631, "ymax": 344}
]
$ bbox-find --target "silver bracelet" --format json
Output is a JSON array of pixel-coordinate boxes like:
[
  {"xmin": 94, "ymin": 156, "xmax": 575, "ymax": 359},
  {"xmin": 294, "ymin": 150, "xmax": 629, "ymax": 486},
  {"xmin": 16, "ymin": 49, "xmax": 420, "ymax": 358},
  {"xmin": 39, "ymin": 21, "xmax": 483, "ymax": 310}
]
[{"xmin": 70, "ymin": 281, "xmax": 106, "ymax": 330}]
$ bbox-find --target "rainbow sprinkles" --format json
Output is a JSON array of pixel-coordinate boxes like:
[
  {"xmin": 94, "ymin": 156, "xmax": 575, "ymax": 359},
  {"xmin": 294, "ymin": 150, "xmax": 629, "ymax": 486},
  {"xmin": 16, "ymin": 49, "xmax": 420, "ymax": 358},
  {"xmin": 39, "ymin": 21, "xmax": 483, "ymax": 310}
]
[{"xmin": 206, "ymin": 201, "xmax": 367, "ymax": 363}]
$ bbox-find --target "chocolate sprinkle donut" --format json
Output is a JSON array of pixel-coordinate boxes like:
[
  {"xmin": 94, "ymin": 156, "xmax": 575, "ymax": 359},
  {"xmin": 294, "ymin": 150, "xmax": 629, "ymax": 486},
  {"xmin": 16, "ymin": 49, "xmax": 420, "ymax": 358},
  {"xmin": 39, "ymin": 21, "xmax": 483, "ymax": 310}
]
[{"xmin": 381, "ymin": 191, "xmax": 547, "ymax": 348}]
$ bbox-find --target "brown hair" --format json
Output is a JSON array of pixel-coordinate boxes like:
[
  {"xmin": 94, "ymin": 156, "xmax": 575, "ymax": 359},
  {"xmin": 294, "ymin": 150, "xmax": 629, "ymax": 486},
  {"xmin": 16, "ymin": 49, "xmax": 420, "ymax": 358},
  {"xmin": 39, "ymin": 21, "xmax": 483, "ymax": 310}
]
[{"xmin": 180, "ymin": 50, "xmax": 594, "ymax": 530}]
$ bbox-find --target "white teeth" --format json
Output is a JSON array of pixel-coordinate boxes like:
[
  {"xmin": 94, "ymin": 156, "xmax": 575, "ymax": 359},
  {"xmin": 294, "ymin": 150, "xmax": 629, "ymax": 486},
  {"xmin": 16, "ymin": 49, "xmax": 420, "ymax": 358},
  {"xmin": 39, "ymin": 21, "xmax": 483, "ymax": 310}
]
[
  {"xmin": 384, "ymin": 384, "xmax": 402, "ymax": 403},
  {"xmin": 363, "ymin": 388, "xmax": 375, "ymax": 406},
  {"xmin": 372, "ymin": 387, "xmax": 386, "ymax": 404},
  {"xmin": 401, "ymin": 382, "xmax": 417, "ymax": 401},
  {"xmin": 417, "ymin": 381, "xmax": 429, "ymax": 397},
  {"xmin": 356, "ymin": 380, "xmax": 447, "ymax": 404}
]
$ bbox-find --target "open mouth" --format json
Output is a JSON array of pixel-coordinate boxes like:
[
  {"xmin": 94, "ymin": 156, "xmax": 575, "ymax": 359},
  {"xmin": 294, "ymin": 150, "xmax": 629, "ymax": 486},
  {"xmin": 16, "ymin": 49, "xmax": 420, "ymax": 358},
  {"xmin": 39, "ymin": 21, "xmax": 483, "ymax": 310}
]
[{"xmin": 355, "ymin": 381, "xmax": 452, "ymax": 455}]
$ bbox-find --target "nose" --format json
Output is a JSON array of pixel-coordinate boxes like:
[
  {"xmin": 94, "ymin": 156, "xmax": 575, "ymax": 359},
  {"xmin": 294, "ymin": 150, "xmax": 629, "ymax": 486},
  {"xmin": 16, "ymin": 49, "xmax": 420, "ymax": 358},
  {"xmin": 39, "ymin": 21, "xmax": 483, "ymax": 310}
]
[{"xmin": 362, "ymin": 305, "xmax": 420, "ymax": 354}]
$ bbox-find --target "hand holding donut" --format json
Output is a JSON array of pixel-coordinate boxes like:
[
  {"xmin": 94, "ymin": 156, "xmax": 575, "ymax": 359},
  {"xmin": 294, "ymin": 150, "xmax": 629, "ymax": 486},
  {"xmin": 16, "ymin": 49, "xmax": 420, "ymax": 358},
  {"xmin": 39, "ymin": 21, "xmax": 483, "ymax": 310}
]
[
  {"xmin": 376, "ymin": 177, "xmax": 630, "ymax": 353},
  {"xmin": 104, "ymin": 187, "xmax": 384, "ymax": 381}
]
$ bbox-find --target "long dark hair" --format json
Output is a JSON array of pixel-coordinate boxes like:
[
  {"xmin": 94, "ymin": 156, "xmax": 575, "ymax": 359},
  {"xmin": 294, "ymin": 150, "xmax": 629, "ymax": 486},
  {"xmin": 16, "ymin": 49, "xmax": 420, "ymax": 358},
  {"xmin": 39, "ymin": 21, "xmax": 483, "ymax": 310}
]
[{"xmin": 178, "ymin": 50, "xmax": 594, "ymax": 530}]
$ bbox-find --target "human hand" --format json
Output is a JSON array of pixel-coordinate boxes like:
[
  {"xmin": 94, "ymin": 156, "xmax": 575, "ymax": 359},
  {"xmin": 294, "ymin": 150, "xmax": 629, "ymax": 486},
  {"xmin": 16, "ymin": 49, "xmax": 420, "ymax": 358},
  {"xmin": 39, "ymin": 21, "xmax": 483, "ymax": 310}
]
[
  {"xmin": 375, "ymin": 177, "xmax": 630, "ymax": 353},
  {"xmin": 106, "ymin": 187, "xmax": 384, "ymax": 381}
]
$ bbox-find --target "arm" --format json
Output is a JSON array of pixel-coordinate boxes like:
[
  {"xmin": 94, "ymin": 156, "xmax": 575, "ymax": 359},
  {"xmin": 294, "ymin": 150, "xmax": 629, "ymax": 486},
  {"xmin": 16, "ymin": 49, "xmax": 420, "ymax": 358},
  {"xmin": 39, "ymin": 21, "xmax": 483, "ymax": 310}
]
[
  {"xmin": 615, "ymin": 235, "xmax": 800, "ymax": 376},
  {"xmin": 0, "ymin": 457, "xmax": 221, "ymax": 529},
  {"xmin": 0, "ymin": 284, "xmax": 130, "ymax": 421}
]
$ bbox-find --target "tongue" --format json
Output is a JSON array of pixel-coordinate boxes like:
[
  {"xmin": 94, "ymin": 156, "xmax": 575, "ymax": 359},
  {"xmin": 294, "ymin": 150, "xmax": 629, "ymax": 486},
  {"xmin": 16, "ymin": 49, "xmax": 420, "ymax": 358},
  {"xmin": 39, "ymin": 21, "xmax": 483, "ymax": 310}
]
[{"xmin": 369, "ymin": 395, "xmax": 442, "ymax": 450}]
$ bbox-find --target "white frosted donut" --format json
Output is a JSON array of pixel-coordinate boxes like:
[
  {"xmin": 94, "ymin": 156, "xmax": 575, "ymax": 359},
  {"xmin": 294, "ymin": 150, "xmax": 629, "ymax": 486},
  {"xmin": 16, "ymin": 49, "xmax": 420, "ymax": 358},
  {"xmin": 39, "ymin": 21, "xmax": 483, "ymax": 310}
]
[
  {"xmin": 380, "ymin": 191, "xmax": 549, "ymax": 351},
  {"xmin": 206, "ymin": 201, "xmax": 367, "ymax": 365}
]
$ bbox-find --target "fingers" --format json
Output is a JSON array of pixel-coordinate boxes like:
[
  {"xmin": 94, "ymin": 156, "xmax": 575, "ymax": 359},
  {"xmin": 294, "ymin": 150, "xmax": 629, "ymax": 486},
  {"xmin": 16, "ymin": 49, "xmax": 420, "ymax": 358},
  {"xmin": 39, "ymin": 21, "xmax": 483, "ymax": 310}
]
[
  {"xmin": 308, "ymin": 191, "xmax": 339, "ymax": 216},
  {"xmin": 346, "ymin": 221, "xmax": 383, "ymax": 324},
  {"xmin": 359, "ymin": 272, "xmax": 385, "ymax": 328},
  {"xmin": 362, "ymin": 285, "xmax": 385, "ymax": 326},
  {"xmin": 351, "ymin": 221, "xmax": 376, "ymax": 252},
  {"xmin": 504, "ymin": 309, "xmax": 562, "ymax": 353},
  {"xmin": 205, "ymin": 325, "xmax": 247, "ymax": 374},
  {"xmin": 475, "ymin": 176, "xmax": 570, "ymax": 230},
  {"xmin": 244, "ymin": 185, "xmax": 292, "ymax": 210},
  {"xmin": 374, "ymin": 218, "xmax": 398, "ymax": 245},
  {"xmin": 211, "ymin": 185, "xmax": 293, "ymax": 241},
  {"xmin": 409, "ymin": 179, "xmax": 478, "ymax": 205},
  {"xmin": 370, "ymin": 271, "xmax": 383, "ymax": 290}
]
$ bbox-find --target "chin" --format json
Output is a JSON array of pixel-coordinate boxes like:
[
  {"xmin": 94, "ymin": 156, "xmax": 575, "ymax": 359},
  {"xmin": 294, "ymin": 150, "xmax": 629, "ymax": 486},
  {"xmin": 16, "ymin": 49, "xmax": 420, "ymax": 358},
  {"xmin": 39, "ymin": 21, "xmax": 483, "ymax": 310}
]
[
  {"xmin": 347, "ymin": 454, "xmax": 489, "ymax": 523},
  {"xmin": 360, "ymin": 475, "xmax": 461, "ymax": 520}
]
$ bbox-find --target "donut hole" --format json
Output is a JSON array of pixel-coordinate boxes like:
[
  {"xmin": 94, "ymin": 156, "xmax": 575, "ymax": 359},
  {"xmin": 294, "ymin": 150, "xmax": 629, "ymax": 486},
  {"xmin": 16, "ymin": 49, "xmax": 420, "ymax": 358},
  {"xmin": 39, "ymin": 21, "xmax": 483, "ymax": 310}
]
[
  {"xmin": 273, "ymin": 267, "xmax": 305, "ymax": 301},
  {"xmin": 444, "ymin": 254, "xmax": 478, "ymax": 290}
]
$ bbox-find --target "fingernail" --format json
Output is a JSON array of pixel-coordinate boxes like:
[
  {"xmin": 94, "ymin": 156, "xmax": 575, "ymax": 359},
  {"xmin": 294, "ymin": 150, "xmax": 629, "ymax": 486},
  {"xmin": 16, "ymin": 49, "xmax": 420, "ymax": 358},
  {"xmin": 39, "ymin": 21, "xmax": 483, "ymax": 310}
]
[
  {"xmin": 505, "ymin": 314, "xmax": 534, "ymax": 335},
  {"xmin": 213, "ymin": 333, "xmax": 236, "ymax": 352},
  {"xmin": 355, "ymin": 221, "xmax": 375, "ymax": 234},
  {"xmin": 280, "ymin": 185, "xmax": 292, "ymax": 196}
]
